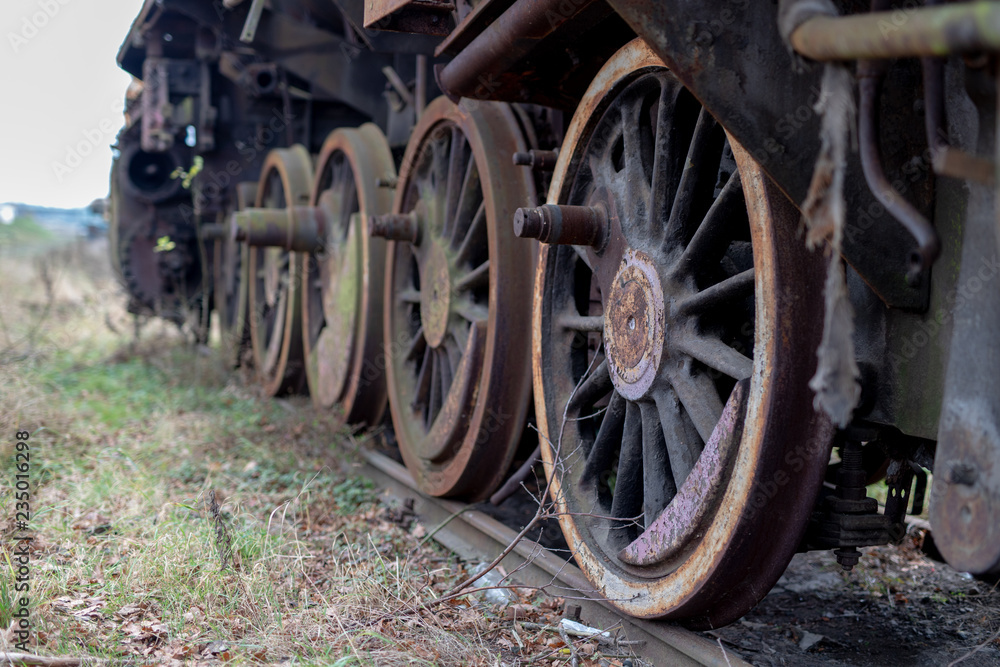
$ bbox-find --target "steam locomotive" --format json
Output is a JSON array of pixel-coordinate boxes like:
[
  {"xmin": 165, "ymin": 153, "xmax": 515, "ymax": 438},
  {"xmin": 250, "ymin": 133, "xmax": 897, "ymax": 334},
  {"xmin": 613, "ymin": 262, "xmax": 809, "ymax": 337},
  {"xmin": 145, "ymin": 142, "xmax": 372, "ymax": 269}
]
[{"xmin": 110, "ymin": 0, "xmax": 1000, "ymax": 628}]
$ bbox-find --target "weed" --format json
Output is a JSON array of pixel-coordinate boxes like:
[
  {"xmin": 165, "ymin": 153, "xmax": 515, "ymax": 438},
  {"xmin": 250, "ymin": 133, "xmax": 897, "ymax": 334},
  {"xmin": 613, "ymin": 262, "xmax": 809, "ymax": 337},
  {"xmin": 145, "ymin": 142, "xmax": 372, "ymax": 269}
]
[{"xmin": 0, "ymin": 239, "xmax": 566, "ymax": 665}]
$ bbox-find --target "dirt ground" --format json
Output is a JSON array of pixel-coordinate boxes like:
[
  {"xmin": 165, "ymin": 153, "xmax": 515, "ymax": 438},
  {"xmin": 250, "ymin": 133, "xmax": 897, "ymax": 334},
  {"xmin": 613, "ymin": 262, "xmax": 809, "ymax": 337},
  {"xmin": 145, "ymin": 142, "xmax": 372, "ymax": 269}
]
[{"xmin": 705, "ymin": 529, "xmax": 1000, "ymax": 666}]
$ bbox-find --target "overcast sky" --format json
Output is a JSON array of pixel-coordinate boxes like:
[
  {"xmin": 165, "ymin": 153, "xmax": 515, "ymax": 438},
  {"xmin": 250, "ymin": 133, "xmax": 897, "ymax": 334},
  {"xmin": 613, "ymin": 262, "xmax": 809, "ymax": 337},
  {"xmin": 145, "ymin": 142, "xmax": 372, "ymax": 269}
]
[{"xmin": 1, "ymin": 0, "xmax": 145, "ymax": 209}]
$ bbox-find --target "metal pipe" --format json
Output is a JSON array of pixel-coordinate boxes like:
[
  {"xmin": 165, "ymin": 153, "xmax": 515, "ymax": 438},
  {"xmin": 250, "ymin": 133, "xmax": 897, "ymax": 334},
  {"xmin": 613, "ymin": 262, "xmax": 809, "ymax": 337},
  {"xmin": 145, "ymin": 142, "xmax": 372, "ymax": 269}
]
[
  {"xmin": 436, "ymin": 0, "xmax": 598, "ymax": 101},
  {"xmin": 922, "ymin": 0, "xmax": 948, "ymax": 160},
  {"xmin": 415, "ymin": 54, "xmax": 427, "ymax": 119},
  {"xmin": 857, "ymin": 66, "xmax": 941, "ymax": 281},
  {"xmin": 791, "ymin": 2, "xmax": 1000, "ymax": 61}
]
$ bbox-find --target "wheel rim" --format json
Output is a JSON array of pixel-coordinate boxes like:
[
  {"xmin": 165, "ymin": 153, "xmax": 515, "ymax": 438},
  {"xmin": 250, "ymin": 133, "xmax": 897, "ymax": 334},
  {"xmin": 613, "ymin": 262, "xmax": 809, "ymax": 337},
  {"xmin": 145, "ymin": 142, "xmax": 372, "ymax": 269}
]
[
  {"xmin": 534, "ymin": 39, "xmax": 833, "ymax": 626},
  {"xmin": 384, "ymin": 97, "xmax": 535, "ymax": 500},
  {"xmin": 303, "ymin": 124, "xmax": 395, "ymax": 425},
  {"xmin": 215, "ymin": 182, "xmax": 256, "ymax": 367},
  {"xmin": 248, "ymin": 145, "xmax": 312, "ymax": 396}
]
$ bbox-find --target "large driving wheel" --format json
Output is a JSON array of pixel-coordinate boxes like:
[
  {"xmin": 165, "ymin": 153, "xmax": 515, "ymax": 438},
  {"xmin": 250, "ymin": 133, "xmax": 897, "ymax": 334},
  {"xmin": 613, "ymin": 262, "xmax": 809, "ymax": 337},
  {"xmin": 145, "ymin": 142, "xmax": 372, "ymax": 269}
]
[
  {"xmin": 383, "ymin": 97, "xmax": 535, "ymax": 500},
  {"xmin": 215, "ymin": 181, "xmax": 256, "ymax": 367},
  {"xmin": 247, "ymin": 145, "xmax": 312, "ymax": 396},
  {"xmin": 302, "ymin": 125, "xmax": 395, "ymax": 425},
  {"xmin": 533, "ymin": 40, "xmax": 834, "ymax": 627}
]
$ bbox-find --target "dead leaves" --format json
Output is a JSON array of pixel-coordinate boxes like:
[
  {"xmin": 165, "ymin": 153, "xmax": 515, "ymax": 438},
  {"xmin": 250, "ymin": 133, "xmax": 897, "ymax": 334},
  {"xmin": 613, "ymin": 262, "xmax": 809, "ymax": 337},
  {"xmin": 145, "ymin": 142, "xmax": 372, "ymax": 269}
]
[{"xmin": 52, "ymin": 596, "xmax": 104, "ymax": 621}]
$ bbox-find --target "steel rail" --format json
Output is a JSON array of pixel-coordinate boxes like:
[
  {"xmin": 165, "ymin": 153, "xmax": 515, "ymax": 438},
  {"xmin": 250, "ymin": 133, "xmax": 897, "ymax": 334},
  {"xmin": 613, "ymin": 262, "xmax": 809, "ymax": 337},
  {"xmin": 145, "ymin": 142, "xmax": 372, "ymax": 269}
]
[{"xmin": 358, "ymin": 448, "xmax": 751, "ymax": 667}]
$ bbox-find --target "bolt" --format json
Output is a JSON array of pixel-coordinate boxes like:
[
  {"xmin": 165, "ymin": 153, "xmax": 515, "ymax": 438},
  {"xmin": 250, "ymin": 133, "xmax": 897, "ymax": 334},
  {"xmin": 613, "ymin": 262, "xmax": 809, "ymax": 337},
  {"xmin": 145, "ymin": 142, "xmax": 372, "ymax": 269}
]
[
  {"xmin": 369, "ymin": 212, "xmax": 421, "ymax": 244},
  {"xmin": 513, "ymin": 204, "xmax": 607, "ymax": 248},
  {"xmin": 512, "ymin": 149, "xmax": 558, "ymax": 171},
  {"xmin": 835, "ymin": 547, "xmax": 861, "ymax": 571},
  {"xmin": 948, "ymin": 461, "xmax": 978, "ymax": 486},
  {"xmin": 376, "ymin": 176, "xmax": 398, "ymax": 189}
]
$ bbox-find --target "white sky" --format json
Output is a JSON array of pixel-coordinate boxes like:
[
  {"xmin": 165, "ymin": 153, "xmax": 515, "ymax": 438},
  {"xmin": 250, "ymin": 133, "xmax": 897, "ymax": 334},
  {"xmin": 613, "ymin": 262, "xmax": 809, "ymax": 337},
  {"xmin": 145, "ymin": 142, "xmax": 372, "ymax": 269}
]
[{"xmin": 0, "ymin": 0, "xmax": 146, "ymax": 209}]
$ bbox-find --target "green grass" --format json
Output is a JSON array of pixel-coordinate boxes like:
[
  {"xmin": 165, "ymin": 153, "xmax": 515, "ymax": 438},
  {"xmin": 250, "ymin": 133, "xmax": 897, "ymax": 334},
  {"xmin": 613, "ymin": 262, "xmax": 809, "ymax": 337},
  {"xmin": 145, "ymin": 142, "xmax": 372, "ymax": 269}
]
[{"xmin": 0, "ymin": 239, "xmax": 552, "ymax": 665}]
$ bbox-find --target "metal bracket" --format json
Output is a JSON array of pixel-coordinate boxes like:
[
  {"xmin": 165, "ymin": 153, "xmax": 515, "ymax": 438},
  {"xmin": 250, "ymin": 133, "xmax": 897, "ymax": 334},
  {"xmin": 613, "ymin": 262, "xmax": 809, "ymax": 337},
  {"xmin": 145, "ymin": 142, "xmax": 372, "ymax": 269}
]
[{"xmin": 240, "ymin": 0, "xmax": 266, "ymax": 43}]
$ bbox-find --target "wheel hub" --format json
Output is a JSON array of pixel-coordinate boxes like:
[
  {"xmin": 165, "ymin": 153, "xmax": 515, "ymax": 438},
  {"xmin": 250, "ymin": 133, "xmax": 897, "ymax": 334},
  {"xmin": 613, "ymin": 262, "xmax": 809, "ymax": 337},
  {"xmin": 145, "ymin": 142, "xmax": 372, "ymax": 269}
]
[
  {"xmin": 604, "ymin": 249, "xmax": 665, "ymax": 401},
  {"xmin": 421, "ymin": 242, "xmax": 452, "ymax": 349}
]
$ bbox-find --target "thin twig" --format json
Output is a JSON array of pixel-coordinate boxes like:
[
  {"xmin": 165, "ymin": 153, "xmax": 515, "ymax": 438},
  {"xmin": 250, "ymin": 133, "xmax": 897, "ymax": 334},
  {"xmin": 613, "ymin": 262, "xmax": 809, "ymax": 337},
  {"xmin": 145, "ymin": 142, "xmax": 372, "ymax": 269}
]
[
  {"xmin": 947, "ymin": 625, "xmax": 1000, "ymax": 667},
  {"xmin": 559, "ymin": 626, "xmax": 580, "ymax": 667},
  {"xmin": 0, "ymin": 654, "xmax": 92, "ymax": 666},
  {"xmin": 433, "ymin": 350, "xmax": 604, "ymax": 604}
]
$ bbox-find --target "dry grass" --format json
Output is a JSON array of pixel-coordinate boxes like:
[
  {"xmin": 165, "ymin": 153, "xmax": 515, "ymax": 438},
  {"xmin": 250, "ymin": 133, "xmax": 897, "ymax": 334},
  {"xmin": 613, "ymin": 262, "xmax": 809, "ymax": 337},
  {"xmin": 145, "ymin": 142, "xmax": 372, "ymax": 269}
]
[{"xmin": 0, "ymin": 237, "xmax": 615, "ymax": 666}]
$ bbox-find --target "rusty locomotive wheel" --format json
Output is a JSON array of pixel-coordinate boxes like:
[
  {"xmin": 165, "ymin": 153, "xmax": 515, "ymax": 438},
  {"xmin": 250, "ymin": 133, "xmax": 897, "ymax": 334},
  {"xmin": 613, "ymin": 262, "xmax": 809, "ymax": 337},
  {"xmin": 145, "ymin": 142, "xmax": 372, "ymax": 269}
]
[
  {"xmin": 215, "ymin": 181, "xmax": 257, "ymax": 367},
  {"xmin": 383, "ymin": 97, "xmax": 535, "ymax": 500},
  {"xmin": 247, "ymin": 145, "xmax": 312, "ymax": 396},
  {"xmin": 302, "ymin": 124, "xmax": 395, "ymax": 425},
  {"xmin": 533, "ymin": 39, "xmax": 834, "ymax": 626}
]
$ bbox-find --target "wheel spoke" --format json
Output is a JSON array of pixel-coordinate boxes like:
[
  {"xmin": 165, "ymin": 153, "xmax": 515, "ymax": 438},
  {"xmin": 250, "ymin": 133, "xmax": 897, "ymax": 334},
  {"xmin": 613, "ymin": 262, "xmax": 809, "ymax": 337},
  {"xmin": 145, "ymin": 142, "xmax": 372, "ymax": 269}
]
[
  {"xmin": 450, "ymin": 157, "xmax": 480, "ymax": 246},
  {"xmin": 610, "ymin": 402, "xmax": 644, "ymax": 541},
  {"xmin": 454, "ymin": 202, "xmax": 486, "ymax": 262},
  {"xmin": 652, "ymin": 385, "xmax": 702, "ymax": 489},
  {"xmin": 640, "ymin": 401, "xmax": 676, "ymax": 528},
  {"xmin": 428, "ymin": 350, "xmax": 443, "ymax": 424},
  {"xmin": 404, "ymin": 327, "xmax": 426, "ymax": 362},
  {"xmin": 448, "ymin": 321, "xmax": 469, "ymax": 351},
  {"xmin": 664, "ymin": 107, "xmax": 724, "ymax": 248},
  {"xmin": 675, "ymin": 268, "xmax": 755, "ymax": 316},
  {"xmin": 454, "ymin": 260, "xmax": 489, "ymax": 293},
  {"xmin": 582, "ymin": 391, "xmax": 626, "ymax": 484},
  {"xmin": 444, "ymin": 127, "xmax": 466, "ymax": 236},
  {"xmin": 412, "ymin": 347, "xmax": 432, "ymax": 412},
  {"xmin": 454, "ymin": 300, "xmax": 488, "ymax": 324},
  {"xmin": 620, "ymin": 97, "xmax": 651, "ymax": 221},
  {"xmin": 569, "ymin": 359, "xmax": 612, "ymax": 410},
  {"xmin": 438, "ymin": 347, "xmax": 454, "ymax": 398},
  {"xmin": 444, "ymin": 336, "xmax": 463, "ymax": 374},
  {"xmin": 668, "ymin": 365, "xmax": 724, "ymax": 443},
  {"xmin": 675, "ymin": 333, "xmax": 753, "ymax": 381},
  {"xmin": 672, "ymin": 170, "xmax": 743, "ymax": 278}
]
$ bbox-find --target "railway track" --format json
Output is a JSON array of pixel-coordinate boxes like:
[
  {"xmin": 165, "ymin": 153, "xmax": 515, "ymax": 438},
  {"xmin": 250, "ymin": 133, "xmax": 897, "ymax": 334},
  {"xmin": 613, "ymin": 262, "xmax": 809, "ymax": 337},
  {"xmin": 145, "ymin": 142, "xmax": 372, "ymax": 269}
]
[{"xmin": 358, "ymin": 448, "xmax": 749, "ymax": 667}]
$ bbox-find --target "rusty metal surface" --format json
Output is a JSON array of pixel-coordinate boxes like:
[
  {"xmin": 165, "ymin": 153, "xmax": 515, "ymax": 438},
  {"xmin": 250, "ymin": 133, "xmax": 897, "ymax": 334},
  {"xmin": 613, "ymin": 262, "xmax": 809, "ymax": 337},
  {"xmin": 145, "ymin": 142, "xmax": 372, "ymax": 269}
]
[
  {"xmin": 790, "ymin": 2, "xmax": 1000, "ymax": 61},
  {"xmin": 513, "ymin": 204, "xmax": 607, "ymax": 248},
  {"xmin": 360, "ymin": 449, "xmax": 750, "ymax": 667},
  {"xmin": 604, "ymin": 0, "xmax": 930, "ymax": 310},
  {"xmin": 619, "ymin": 381, "xmax": 748, "ymax": 567},
  {"xmin": 382, "ymin": 95, "xmax": 536, "ymax": 500},
  {"xmin": 247, "ymin": 145, "xmax": 313, "ymax": 397},
  {"xmin": 434, "ymin": 0, "xmax": 632, "ymax": 110},
  {"xmin": 930, "ymin": 105, "xmax": 1000, "ymax": 574},
  {"xmin": 434, "ymin": 0, "xmax": 516, "ymax": 57},
  {"xmin": 302, "ymin": 124, "xmax": 395, "ymax": 426},
  {"xmin": 364, "ymin": 0, "xmax": 456, "ymax": 35},
  {"xmin": 370, "ymin": 213, "xmax": 422, "ymax": 243},
  {"xmin": 533, "ymin": 40, "xmax": 833, "ymax": 626},
  {"xmin": 233, "ymin": 207, "xmax": 327, "ymax": 251}
]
